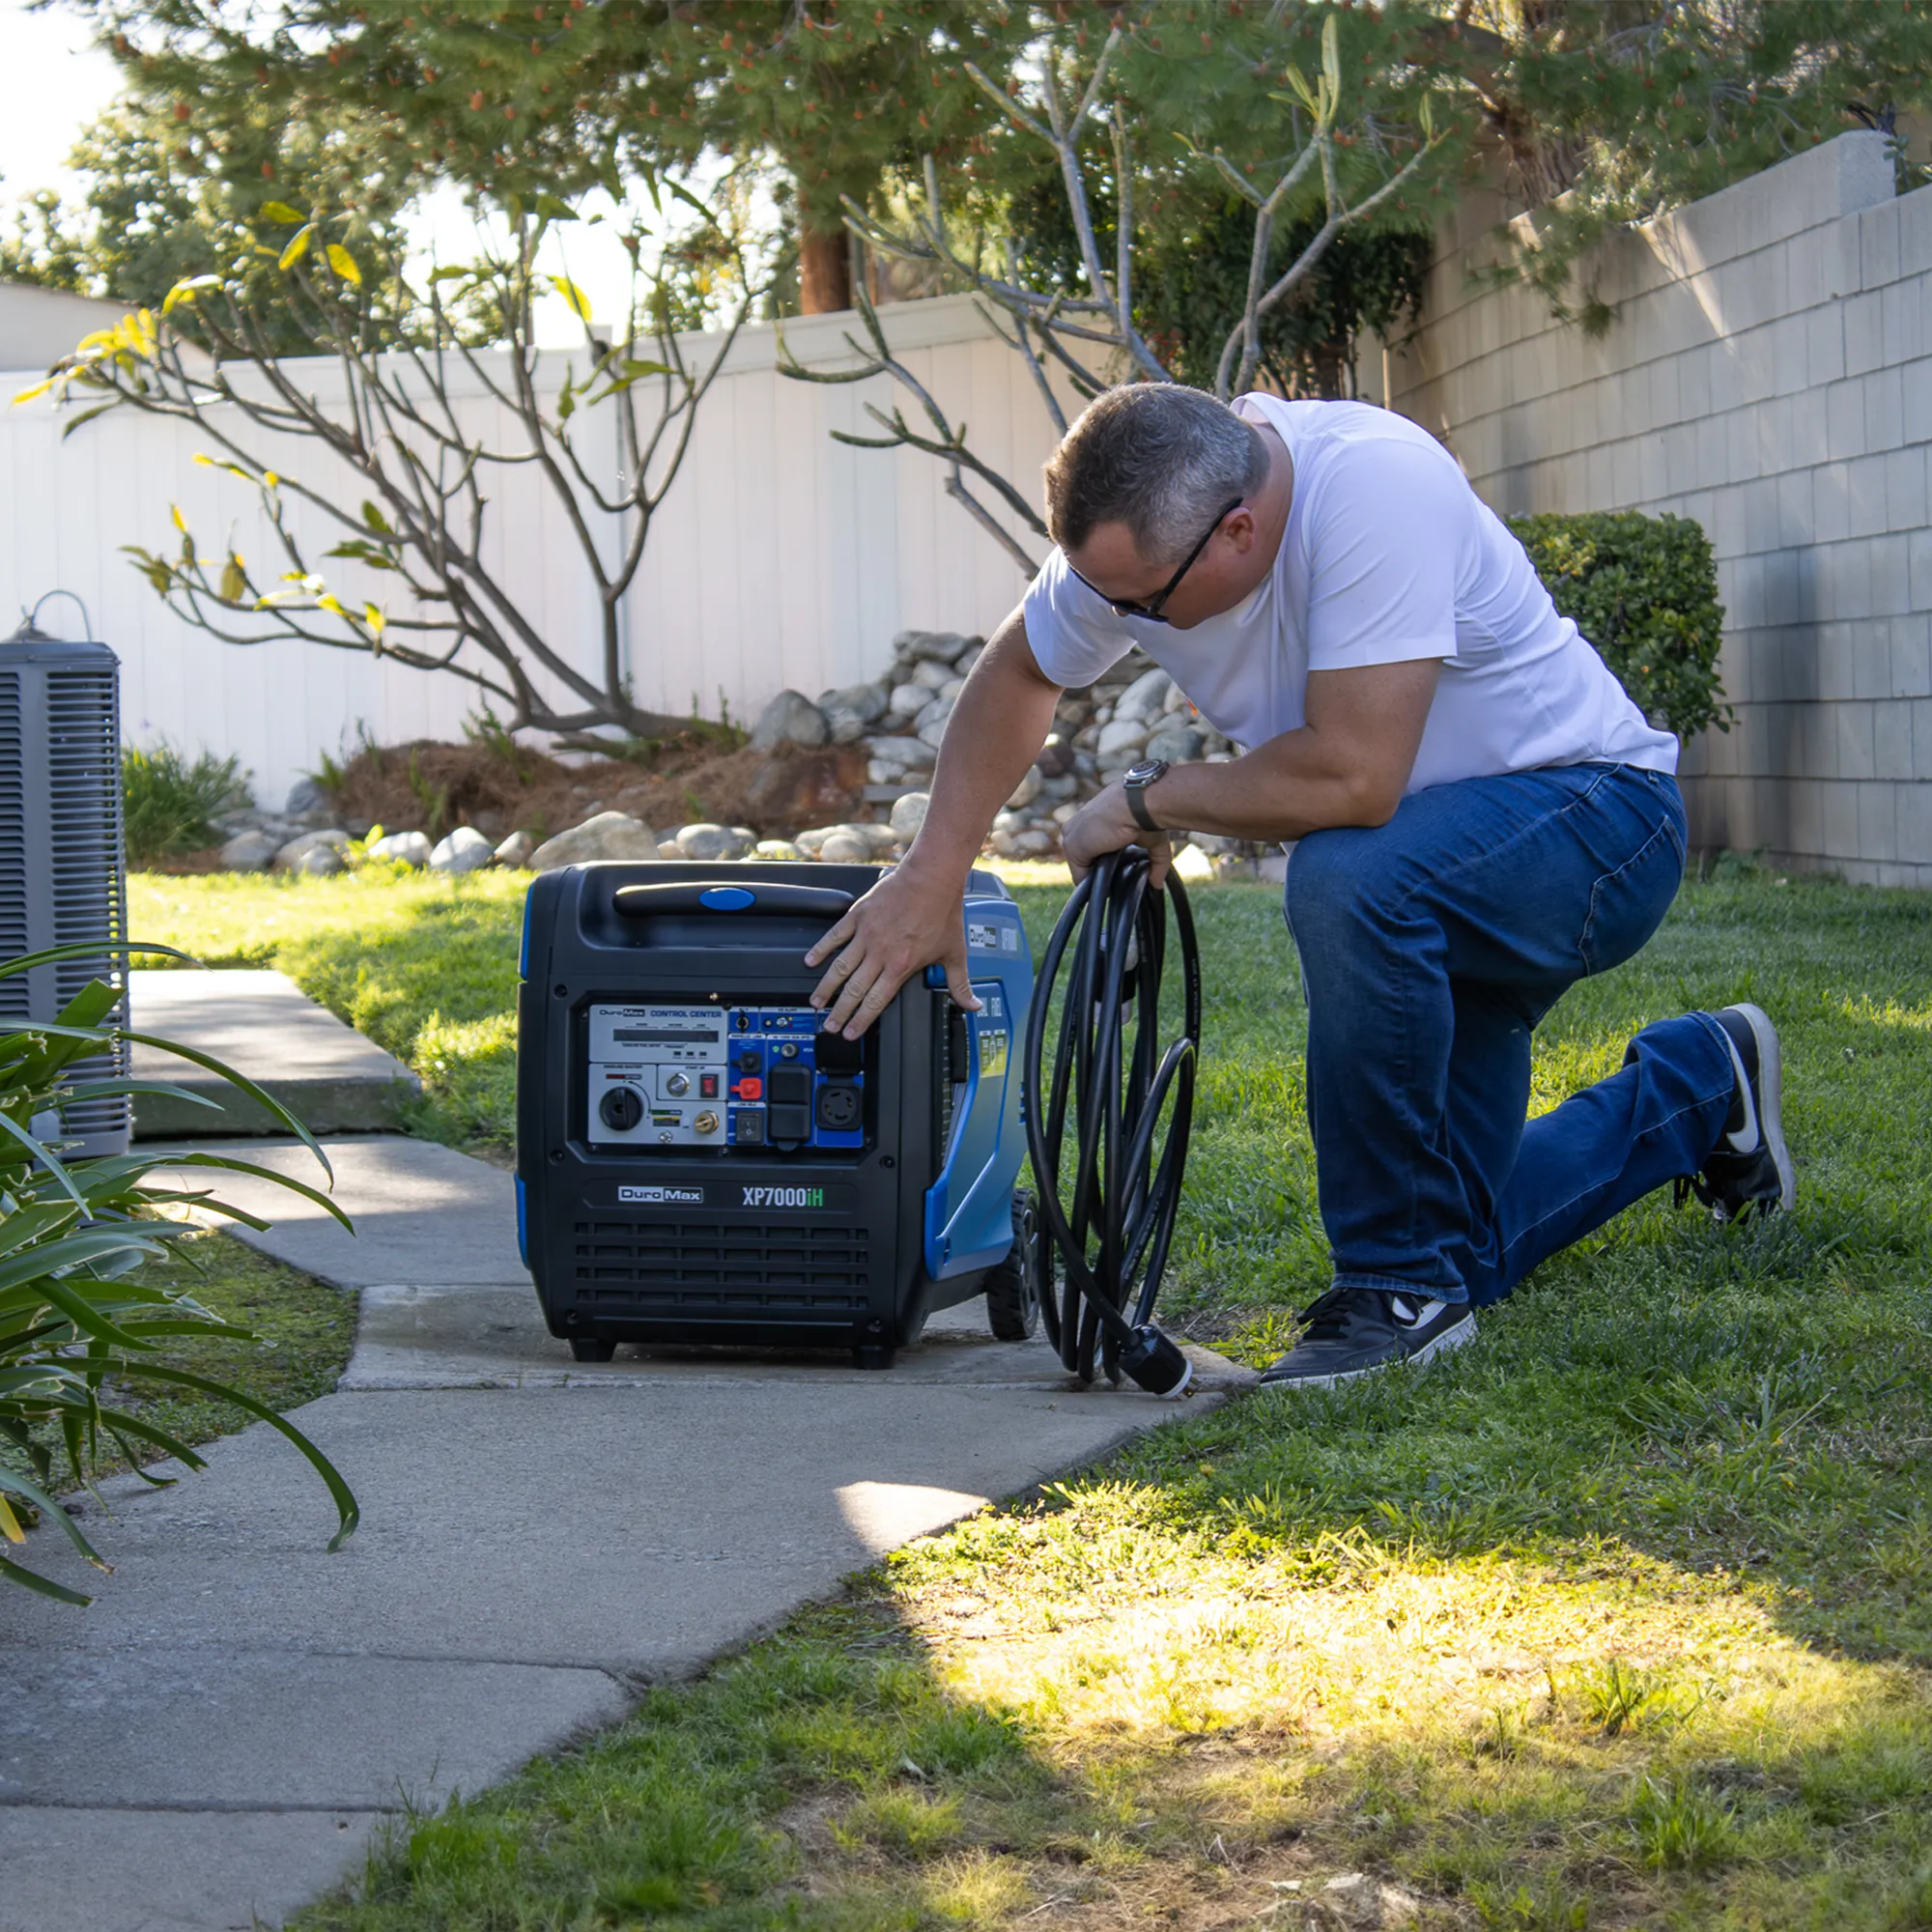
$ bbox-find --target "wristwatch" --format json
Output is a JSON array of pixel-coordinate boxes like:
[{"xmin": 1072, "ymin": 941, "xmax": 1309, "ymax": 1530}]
[{"xmin": 1122, "ymin": 757, "xmax": 1171, "ymax": 833}]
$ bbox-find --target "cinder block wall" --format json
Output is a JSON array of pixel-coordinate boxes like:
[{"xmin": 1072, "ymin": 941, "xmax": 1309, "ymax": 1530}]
[{"xmin": 1389, "ymin": 133, "xmax": 1931, "ymax": 888}]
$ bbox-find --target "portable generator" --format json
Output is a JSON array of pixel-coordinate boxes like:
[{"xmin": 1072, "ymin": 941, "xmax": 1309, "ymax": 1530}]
[{"xmin": 516, "ymin": 861, "xmax": 1043, "ymax": 1368}]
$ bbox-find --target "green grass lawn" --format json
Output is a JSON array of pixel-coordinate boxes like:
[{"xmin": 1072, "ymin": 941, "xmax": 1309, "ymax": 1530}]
[
  {"xmin": 20, "ymin": 1226, "xmax": 356, "ymax": 1486},
  {"xmin": 131, "ymin": 865, "xmax": 1932, "ymax": 1928}
]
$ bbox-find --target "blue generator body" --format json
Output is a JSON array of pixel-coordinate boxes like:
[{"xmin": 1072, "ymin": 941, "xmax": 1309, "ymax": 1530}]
[{"xmin": 515, "ymin": 861, "xmax": 1037, "ymax": 1368}]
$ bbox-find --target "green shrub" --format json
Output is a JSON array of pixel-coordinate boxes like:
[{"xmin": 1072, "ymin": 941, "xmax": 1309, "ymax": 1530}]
[
  {"xmin": 1509, "ymin": 510, "xmax": 1730, "ymax": 743},
  {"xmin": 121, "ymin": 742, "xmax": 251, "ymax": 864},
  {"xmin": 0, "ymin": 942, "xmax": 356, "ymax": 1604}
]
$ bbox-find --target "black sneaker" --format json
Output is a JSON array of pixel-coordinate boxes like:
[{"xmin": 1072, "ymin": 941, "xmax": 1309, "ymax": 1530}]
[
  {"xmin": 1675, "ymin": 1003, "xmax": 1796, "ymax": 1223},
  {"xmin": 1258, "ymin": 1285, "xmax": 1474, "ymax": 1390}
]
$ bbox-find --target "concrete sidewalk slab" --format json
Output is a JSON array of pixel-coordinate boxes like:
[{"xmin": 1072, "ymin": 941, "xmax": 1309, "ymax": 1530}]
[
  {"xmin": 3, "ymin": 1128, "xmax": 1254, "ymax": 1931},
  {"xmin": 341, "ymin": 1281, "xmax": 1251, "ymax": 1393},
  {"xmin": 0, "ymin": 1810, "xmax": 384, "ymax": 1932},
  {"xmin": 130, "ymin": 972, "xmax": 419, "ymax": 1139},
  {"xmin": 158, "ymin": 1134, "xmax": 521, "ymax": 1287},
  {"xmin": 3, "ymin": 1383, "xmax": 1210, "ymax": 1674}
]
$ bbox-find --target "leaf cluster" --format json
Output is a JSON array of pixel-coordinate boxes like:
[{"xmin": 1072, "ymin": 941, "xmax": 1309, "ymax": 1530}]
[
  {"xmin": 0, "ymin": 94, "xmax": 415, "ymax": 354},
  {"xmin": 1511, "ymin": 510, "xmax": 1731, "ymax": 743},
  {"xmin": 120, "ymin": 742, "xmax": 252, "ymax": 865},
  {"xmin": 0, "ymin": 944, "xmax": 357, "ymax": 1604}
]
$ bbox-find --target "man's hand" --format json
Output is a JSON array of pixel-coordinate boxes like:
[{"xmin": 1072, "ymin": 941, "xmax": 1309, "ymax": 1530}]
[
  {"xmin": 805, "ymin": 864, "xmax": 982, "ymax": 1038},
  {"xmin": 1061, "ymin": 781, "xmax": 1172, "ymax": 887}
]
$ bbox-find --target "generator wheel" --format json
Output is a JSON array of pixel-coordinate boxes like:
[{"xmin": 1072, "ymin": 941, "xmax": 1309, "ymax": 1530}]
[
  {"xmin": 985, "ymin": 1191, "xmax": 1044, "ymax": 1342},
  {"xmin": 570, "ymin": 1336, "xmax": 617, "ymax": 1363}
]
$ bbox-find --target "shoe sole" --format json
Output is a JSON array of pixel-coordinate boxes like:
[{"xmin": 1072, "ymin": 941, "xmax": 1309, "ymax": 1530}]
[
  {"xmin": 1258, "ymin": 1314, "xmax": 1476, "ymax": 1392},
  {"xmin": 1727, "ymin": 1002, "xmax": 1796, "ymax": 1213}
]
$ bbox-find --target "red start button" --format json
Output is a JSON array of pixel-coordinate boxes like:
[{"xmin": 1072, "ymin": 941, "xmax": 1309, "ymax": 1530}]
[{"xmin": 699, "ymin": 1071, "xmax": 720, "ymax": 1098}]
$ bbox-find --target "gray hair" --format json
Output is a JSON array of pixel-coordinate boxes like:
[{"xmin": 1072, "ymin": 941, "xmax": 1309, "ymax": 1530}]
[{"xmin": 1042, "ymin": 384, "xmax": 1268, "ymax": 566}]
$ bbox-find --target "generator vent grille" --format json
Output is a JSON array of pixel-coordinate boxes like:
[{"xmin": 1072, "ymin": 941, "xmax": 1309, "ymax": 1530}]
[{"xmin": 571, "ymin": 1218, "xmax": 872, "ymax": 1310}]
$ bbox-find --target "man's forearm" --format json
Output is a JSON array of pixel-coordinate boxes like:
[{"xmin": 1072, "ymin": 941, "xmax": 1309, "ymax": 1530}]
[
  {"xmin": 901, "ymin": 613, "xmax": 1062, "ymax": 877},
  {"xmin": 1140, "ymin": 734, "xmax": 1373, "ymax": 844}
]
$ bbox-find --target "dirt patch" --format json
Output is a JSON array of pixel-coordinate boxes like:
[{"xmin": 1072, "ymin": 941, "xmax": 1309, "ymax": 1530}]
[{"xmin": 319, "ymin": 735, "xmax": 869, "ymax": 843}]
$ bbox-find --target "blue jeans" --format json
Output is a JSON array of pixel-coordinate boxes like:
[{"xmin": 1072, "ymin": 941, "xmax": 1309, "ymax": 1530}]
[{"xmin": 1284, "ymin": 762, "xmax": 1735, "ymax": 1309}]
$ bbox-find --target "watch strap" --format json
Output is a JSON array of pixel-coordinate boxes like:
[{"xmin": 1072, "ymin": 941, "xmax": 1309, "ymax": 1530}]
[{"xmin": 1123, "ymin": 760, "xmax": 1168, "ymax": 833}]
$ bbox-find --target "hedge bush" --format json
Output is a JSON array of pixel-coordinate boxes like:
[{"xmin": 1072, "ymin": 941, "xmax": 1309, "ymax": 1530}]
[
  {"xmin": 121, "ymin": 742, "xmax": 250, "ymax": 865},
  {"xmin": 1509, "ymin": 510, "xmax": 1730, "ymax": 743}
]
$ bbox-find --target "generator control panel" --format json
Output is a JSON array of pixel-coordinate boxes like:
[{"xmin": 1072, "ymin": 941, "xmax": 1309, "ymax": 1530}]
[{"xmin": 586, "ymin": 1002, "xmax": 866, "ymax": 1152}]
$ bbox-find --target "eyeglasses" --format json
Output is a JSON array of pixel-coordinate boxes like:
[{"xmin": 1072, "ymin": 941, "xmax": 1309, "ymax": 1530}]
[{"xmin": 1065, "ymin": 497, "xmax": 1244, "ymax": 623}]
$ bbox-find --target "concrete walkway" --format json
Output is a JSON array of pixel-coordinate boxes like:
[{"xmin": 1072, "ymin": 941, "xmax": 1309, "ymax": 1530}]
[
  {"xmin": 128, "ymin": 970, "xmax": 419, "ymax": 1138},
  {"xmin": 0, "ymin": 1135, "xmax": 1253, "ymax": 1932}
]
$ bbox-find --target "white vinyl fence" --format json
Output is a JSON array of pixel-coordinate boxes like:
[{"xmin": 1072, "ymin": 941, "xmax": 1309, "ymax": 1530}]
[{"xmin": 0, "ymin": 294, "xmax": 1064, "ymax": 810}]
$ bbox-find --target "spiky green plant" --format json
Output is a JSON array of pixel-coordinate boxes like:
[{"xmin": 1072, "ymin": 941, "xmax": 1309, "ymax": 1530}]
[{"xmin": 0, "ymin": 941, "xmax": 357, "ymax": 1605}]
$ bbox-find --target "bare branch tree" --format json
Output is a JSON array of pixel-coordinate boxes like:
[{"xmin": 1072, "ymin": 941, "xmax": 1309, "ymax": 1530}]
[
  {"xmin": 781, "ymin": 15, "xmax": 1446, "ymax": 574},
  {"xmin": 17, "ymin": 194, "xmax": 773, "ymax": 738}
]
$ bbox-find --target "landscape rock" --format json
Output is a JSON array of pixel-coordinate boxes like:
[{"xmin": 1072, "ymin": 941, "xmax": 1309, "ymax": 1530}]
[
  {"xmin": 792, "ymin": 827, "xmax": 831, "ymax": 858},
  {"xmin": 896, "ymin": 628, "xmax": 976, "ymax": 665},
  {"xmin": 430, "ymin": 826, "xmax": 496, "ymax": 874},
  {"xmin": 273, "ymin": 829, "xmax": 350, "ymax": 869},
  {"xmin": 1163, "ymin": 680, "xmax": 1193, "ymax": 716},
  {"xmin": 366, "ymin": 830, "xmax": 433, "ymax": 868},
  {"xmin": 527, "ymin": 811, "xmax": 661, "ymax": 871},
  {"xmin": 754, "ymin": 839, "xmax": 803, "ymax": 861},
  {"xmin": 889, "ymin": 792, "xmax": 930, "ymax": 840},
  {"xmin": 283, "ymin": 777, "xmax": 330, "ymax": 819},
  {"xmin": 676, "ymin": 822, "xmax": 752, "ymax": 862},
  {"xmin": 750, "ymin": 689, "xmax": 829, "ymax": 753},
  {"xmin": 886, "ymin": 682, "xmax": 926, "ymax": 721},
  {"xmin": 494, "ymin": 830, "xmax": 535, "ymax": 869},
  {"xmin": 911, "ymin": 658, "xmax": 955, "ymax": 692},
  {"xmin": 1006, "ymin": 767, "xmax": 1043, "ymax": 810},
  {"xmin": 295, "ymin": 844, "xmax": 346, "ymax": 877},
  {"xmin": 1035, "ymin": 735, "xmax": 1076, "ymax": 778},
  {"xmin": 816, "ymin": 831, "xmax": 874, "ymax": 864},
  {"xmin": 657, "ymin": 842, "xmax": 686, "ymax": 861},
  {"xmin": 1144, "ymin": 724, "xmax": 1207, "ymax": 763},
  {"xmin": 820, "ymin": 681, "xmax": 889, "ymax": 725},
  {"xmin": 823, "ymin": 707, "xmax": 871, "ymax": 745},
  {"xmin": 1115, "ymin": 667, "xmax": 1175, "ymax": 725},
  {"xmin": 867, "ymin": 734, "xmax": 932, "ymax": 774},
  {"xmin": 1096, "ymin": 717, "xmax": 1151, "ymax": 760}
]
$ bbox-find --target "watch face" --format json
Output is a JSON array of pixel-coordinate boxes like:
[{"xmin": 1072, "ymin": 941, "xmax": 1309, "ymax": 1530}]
[{"xmin": 1125, "ymin": 759, "xmax": 1166, "ymax": 785}]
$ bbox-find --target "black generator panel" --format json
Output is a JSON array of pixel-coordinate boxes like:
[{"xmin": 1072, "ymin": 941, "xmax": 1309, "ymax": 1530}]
[{"xmin": 516, "ymin": 861, "xmax": 1033, "ymax": 1368}]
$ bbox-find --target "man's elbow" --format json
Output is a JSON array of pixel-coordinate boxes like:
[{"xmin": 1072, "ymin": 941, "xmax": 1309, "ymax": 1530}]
[{"xmin": 1338, "ymin": 768, "xmax": 1406, "ymax": 828}]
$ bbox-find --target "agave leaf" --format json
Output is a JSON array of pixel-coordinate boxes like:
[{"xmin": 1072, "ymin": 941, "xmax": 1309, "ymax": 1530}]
[
  {"xmin": 116, "ymin": 1036, "xmax": 337, "ymax": 1184},
  {"xmin": 0, "ymin": 1555, "xmax": 94, "ymax": 1605},
  {"xmin": 0, "ymin": 1204, "xmax": 81, "ymax": 1261},
  {"xmin": 92, "ymin": 1404, "xmax": 212, "ymax": 1471},
  {"xmin": 56, "ymin": 1081, "xmax": 221, "ymax": 1114},
  {"xmin": 152, "ymin": 1151, "xmax": 346, "ymax": 1224},
  {"xmin": 0, "ymin": 1111, "xmax": 86, "ymax": 1210},
  {"xmin": 0, "ymin": 1227, "xmax": 176, "ymax": 1300},
  {"xmin": 110, "ymin": 1360, "xmax": 358, "ymax": 1549},
  {"xmin": 0, "ymin": 940, "xmax": 195, "ymax": 984},
  {"xmin": 0, "ymin": 1463, "xmax": 107, "ymax": 1567}
]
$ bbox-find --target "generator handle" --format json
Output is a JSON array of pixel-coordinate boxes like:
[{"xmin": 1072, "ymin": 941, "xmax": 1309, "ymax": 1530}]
[{"xmin": 612, "ymin": 881, "xmax": 857, "ymax": 920}]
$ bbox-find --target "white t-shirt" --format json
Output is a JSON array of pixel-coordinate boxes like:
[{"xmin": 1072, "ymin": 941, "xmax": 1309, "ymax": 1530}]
[{"xmin": 1022, "ymin": 395, "xmax": 1678, "ymax": 792}]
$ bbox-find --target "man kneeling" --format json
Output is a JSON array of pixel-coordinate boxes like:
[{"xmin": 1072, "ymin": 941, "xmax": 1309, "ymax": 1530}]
[{"xmin": 806, "ymin": 384, "xmax": 1795, "ymax": 1387}]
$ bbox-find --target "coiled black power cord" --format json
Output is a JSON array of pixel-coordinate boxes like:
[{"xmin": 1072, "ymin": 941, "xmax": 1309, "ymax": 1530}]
[{"xmin": 1023, "ymin": 845, "xmax": 1201, "ymax": 1397}]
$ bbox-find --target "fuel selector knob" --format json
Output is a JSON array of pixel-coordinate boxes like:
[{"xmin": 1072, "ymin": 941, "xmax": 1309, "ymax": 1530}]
[
  {"xmin": 664, "ymin": 1070, "xmax": 691, "ymax": 1097},
  {"xmin": 599, "ymin": 1087, "xmax": 644, "ymax": 1131}
]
